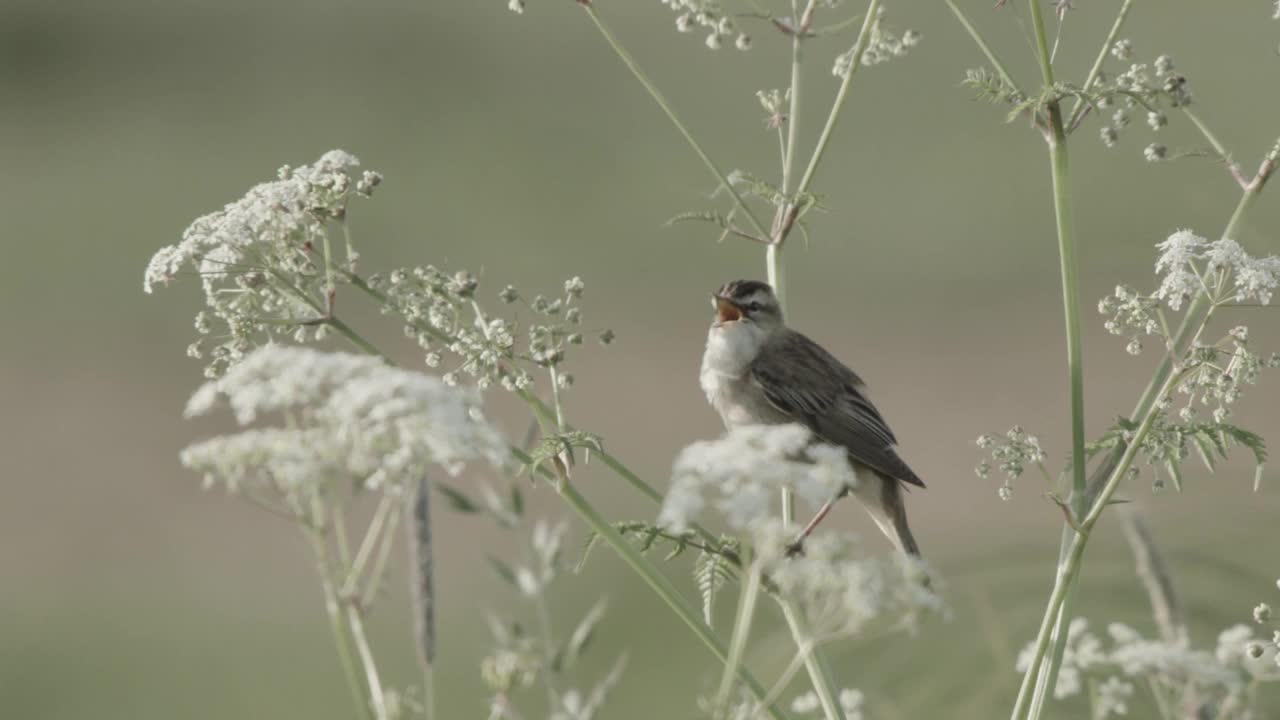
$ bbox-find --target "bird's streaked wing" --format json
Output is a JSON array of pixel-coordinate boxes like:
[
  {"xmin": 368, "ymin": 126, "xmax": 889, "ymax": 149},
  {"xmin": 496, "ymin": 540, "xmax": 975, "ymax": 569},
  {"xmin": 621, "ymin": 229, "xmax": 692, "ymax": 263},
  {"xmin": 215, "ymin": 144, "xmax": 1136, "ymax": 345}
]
[{"xmin": 749, "ymin": 329, "xmax": 924, "ymax": 488}]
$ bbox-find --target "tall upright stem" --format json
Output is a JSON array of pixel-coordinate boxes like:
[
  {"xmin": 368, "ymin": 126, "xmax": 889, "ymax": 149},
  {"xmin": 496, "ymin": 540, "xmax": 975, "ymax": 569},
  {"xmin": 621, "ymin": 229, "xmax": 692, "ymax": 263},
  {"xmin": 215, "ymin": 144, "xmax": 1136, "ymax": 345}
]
[
  {"xmin": 716, "ymin": 562, "xmax": 763, "ymax": 709},
  {"xmin": 1012, "ymin": 3, "xmax": 1088, "ymax": 718}
]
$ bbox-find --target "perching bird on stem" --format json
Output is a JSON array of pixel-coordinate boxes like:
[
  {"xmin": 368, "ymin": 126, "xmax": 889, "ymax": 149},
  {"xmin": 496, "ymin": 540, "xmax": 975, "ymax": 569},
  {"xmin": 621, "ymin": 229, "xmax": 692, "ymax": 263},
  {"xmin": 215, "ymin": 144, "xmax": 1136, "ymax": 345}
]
[{"xmin": 699, "ymin": 280, "xmax": 925, "ymax": 557}]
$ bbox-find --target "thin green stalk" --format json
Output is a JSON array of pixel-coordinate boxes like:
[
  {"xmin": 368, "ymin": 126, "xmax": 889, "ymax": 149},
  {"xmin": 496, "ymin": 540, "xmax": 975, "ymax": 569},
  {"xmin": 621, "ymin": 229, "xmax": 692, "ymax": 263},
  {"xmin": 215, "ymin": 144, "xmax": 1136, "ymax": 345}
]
[
  {"xmin": 1146, "ymin": 677, "xmax": 1175, "ymax": 720},
  {"xmin": 944, "ymin": 0, "xmax": 1021, "ymax": 93},
  {"xmin": 780, "ymin": 0, "xmax": 808, "ymax": 198},
  {"xmin": 1027, "ymin": 567, "xmax": 1080, "ymax": 719},
  {"xmin": 1026, "ymin": 0, "xmax": 1056, "ymax": 87},
  {"xmin": 513, "ymin": 447, "xmax": 791, "ymax": 720},
  {"xmin": 780, "ymin": 604, "xmax": 847, "ymax": 720},
  {"xmin": 321, "ymin": 225, "xmax": 337, "ymax": 314},
  {"xmin": 342, "ymin": 492, "xmax": 396, "ymax": 597},
  {"xmin": 1013, "ymin": 366, "xmax": 1185, "ymax": 720},
  {"xmin": 580, "ymin": 3, "xmax": 770, "ymax": 239},
  {"xmin": 533, "ymin": 584, "xmax": 562, "ymax": 709},
  {"xmin": 1182, "ymin": 108, "xmax": 1233, "ymax": 166},
  {"xmin": 594, "ymin": 447, "xmax": 663, "ymax": 504},
  {"xmin": 1065, "ymin": 0, "xmax": 1134, "ymax": 131},
  {"xmin": 716, "ymin": 562, "xmax": 763, "ymax": 709},
  {"xmin": 422, "ymin": 666, "xmax": 435, "ymax": 720},
  {"xmin": 360, "ymin": 498, "xmax": 404, "ymax": 611},
  {"xmin": 345, "ymin": 603, "xmax": 391, "ymax": 720},
  {"xmin": 328, "ymin": 316, "xmax": 384, "ymax": 357},
  {"xmin": 1011, "ymin": 2, "xmax": 1090, "ymax": 717},
  {"xmin": 306, "ymin": 525, "xmax": 374, "ymax": 720},
  {"xmin": 794, "ymin": 0, "xmax": 882, "ymax": 197}
]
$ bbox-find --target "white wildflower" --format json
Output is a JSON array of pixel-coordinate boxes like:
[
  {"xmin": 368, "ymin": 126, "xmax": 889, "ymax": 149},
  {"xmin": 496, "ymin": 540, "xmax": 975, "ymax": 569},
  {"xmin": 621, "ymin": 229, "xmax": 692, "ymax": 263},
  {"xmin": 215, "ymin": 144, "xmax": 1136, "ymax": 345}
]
[
  {"xmin": 1233, "ymin": 254, "xmax": 1280, "ymax": 305},
  {"xmin": 658, "ymin": 424, "xmax": 855, "ymax": 532},
  {"xmin": 1154, "ymin": 230, "xmax": 1208, "ymax": 310},
  {"xmin": 1255, "ymin": 603, "xmax": 1273, "ymax": 623},
  {"xmin": 767, "ymin": 526, "xmax": 941, "ymax": 638},
  {"xmin": 1016, "ymin": 619, "xmax": 1104, "ymax": 699},
  {"xmin": 181, "ymin": 346, "xmax": 507, "ymax": 496},
  {"xmin": 1095, "ymin": 676, "xmax": 1133, "ymax": 718},
  {"xmin": 838, "ymin": 688, "xmax": 865, "ymax": 718},
  {"xmin": 790, "ymin": 692, "xmax": 821, "ymax": 714}
]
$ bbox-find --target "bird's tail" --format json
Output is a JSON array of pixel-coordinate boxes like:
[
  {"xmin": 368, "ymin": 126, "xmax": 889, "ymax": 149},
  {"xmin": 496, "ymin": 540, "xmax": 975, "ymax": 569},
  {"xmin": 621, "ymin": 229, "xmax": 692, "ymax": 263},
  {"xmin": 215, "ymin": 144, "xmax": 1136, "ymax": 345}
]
[{"xmin": 851, "ymin": 473, "xmax": 922, "ymax": 558}]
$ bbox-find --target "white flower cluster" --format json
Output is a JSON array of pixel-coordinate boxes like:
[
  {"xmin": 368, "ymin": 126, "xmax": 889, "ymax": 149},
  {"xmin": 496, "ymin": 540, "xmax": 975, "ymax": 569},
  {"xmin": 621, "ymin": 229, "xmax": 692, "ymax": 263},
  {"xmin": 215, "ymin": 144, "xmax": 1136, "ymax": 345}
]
[
  {"xmin": 764, "ymin": 525, "xmax": 940, "ymax": 639},
  {"xmin": 1094, "ymin": 40, "xmax": 1190, "ymax": 158},
  {"xmin": 146, "ymin": 150, "xmax": 365, "ymax": 296},
  {"xmin": 373, "ymin": 268, "xmax": 609, "ymax": 394},
  {"xmin": 661, "ymin": 0, "xmax": 750, "ymax": 51},
  {"xmin": 145, "ymin": 150, "xmax": 378, "ymax": 377},
  {"xmin": 1017, "ymin": 616, "xmax": 1280, "ymax": 716},
  {"xmin": 791, "ymin": 688, "xmax": 865, "ymax": 719},
  {"xmin": 657, "ymin": 424, "xmax": 855, "ymax": 532},
  {"xmin": 833, "ymin": 7, "xmax": 919, "ymax": 77},
  {"xmin": 181, "ymin": 346, "xmax": 507, "ymax": 498},
  {"xmin": 974, "ymin": 425, "xmax": 1047, "ymax": 500},
  {"xmin": 1155, "ymin": 230, "xmax": 1280, "ymax": 309},
  {"xmin": 1098, "ymin": 284, "xmax": 1161, "ymax": 356}
]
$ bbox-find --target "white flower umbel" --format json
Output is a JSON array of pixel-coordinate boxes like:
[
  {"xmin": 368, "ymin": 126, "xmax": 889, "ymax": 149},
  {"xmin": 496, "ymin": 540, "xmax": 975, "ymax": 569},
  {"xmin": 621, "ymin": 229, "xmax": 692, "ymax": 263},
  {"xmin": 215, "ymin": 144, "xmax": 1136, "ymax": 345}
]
[
  {"xmin": 657, "ymin": 424, "xmax": 855, "ymax": 533},
  {"xmin": 1014, "ymin": 616, "xmax": 1280, "ymax": 709},
  {"xmin": 1015, "ymin": 618, "xmax": 1106, "ymax": 700},
  {"xmin": 146, "ymin": 149, "xmax": 363, "ymax": 296},
  {"xmin": 181, "ymin": 345, "xmax": 507, "ymax": 499},
  {"xmin": 145, "ymin": 150, "xmax": 377, "ymax": 377},
  {"xmin": 762, "ymin": 524, "xmax": 940, "ymax": 640},
  {"xmin": 1154, "ymin": 229, "xmax": 1280, "ymax": 309},
  {"xmin": 791, "ymin": 687, "xmax": 865, "ymax": 719}
]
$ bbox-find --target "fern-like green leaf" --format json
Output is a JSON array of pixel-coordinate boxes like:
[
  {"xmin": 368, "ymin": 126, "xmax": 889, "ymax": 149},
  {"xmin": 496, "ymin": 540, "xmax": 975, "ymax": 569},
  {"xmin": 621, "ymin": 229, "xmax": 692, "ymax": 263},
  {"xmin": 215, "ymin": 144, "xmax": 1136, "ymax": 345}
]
[{"xmin": 694, "ymin": 548, "xmax": 737, "ymax": 628}]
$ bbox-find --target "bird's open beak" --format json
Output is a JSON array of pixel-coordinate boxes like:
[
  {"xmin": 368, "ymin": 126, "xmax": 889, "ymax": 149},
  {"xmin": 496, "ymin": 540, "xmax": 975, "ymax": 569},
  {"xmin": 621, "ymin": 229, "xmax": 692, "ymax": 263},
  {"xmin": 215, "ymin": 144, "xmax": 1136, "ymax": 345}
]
[{"xmin": 713, "ymin": 294, "xmax": 742, "ymax": 324}]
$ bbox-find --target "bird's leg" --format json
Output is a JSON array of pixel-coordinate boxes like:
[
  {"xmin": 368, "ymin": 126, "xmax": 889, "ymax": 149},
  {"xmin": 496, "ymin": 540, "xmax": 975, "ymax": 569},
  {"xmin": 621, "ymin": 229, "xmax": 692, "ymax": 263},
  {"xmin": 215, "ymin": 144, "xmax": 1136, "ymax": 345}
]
[{"xmin": 784, "ymin": 489, "xmax": 847, "ymax": 557}]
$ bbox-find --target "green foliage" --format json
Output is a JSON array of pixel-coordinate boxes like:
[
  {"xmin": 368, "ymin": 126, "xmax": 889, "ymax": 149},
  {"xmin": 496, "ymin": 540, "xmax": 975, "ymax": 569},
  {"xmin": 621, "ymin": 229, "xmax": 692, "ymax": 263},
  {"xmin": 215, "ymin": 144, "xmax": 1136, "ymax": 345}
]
[
  {"xmin": 436, "ymin": 482, "xmax": 482, "ymax": 514},
  {"xmin": 694, "ymin": 546, "xmax": 738, "ymax": 628}
]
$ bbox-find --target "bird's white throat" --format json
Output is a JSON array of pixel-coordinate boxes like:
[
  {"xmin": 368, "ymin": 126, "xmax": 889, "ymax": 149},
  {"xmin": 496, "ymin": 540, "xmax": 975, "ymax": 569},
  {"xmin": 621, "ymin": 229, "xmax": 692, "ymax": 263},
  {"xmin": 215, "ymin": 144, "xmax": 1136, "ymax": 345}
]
[{"xmin": 701, "ymin": 321, "xmax": 767, "ymax": 380}]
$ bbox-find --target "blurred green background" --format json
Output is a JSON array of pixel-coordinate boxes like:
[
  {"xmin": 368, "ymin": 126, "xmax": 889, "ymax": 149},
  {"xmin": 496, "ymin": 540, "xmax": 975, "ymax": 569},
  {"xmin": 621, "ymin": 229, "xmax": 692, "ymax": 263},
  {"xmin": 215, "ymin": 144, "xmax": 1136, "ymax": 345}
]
[{"xmin": 3, "ymin": 1, "xmax": 1278, "ymax": 718}]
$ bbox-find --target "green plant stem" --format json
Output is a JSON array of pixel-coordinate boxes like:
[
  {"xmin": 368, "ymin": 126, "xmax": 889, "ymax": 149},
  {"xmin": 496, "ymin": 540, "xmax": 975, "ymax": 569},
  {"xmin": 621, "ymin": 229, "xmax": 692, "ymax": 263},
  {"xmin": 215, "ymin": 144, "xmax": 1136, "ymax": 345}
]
[
  {"xmin": 1010, "ymin": 2, "xmax": 1089, "ymax": 717},
  {"xmin": 533, "ymin": 582, "xmax": 563, "ymax": 710},
  {"xmin": 580, "ymin": 3, "xmax": 770, "ymax": 239},
  {"xmin": 423, "ymin": 665, "xmax": 435, "ymax": 720},
  {"xmin": 1065, "ymin": 0, "xmax": 1133, "ymax": 131},
  {"xmin": 1182, "ymin": 108, "xmax": 1233, "ymax": 166},
  {"xmin": 944, "ymin": 0, "xmax": 1021, "ymax": 93},
  {"xmin": 512, "ymin": 447, "xmax": 791, "ymax": 720},
  {"xmin": 341, "ymin": 492, "xmax": 396, "ymax": 597},
  {"xmin": 1013, "ymin": 366, "xmax": 1183, "ymax": 720},
  {"xmin": 780, "ymin": 603, "xmax": 847, "ymax": 720},
  {"xmin": 306, "ymin": 525, "xmax": 374, "ymax": 720},
  {"xmin": 793, "ymin": 0, "xmax": 882, "ymax": 197},
  {"xmin": 769, "ymin": 9, "xmax": 853, "ymax": 715},
  {"xmin": 1015, "ymin": 153, "xmax": 1276, "ymax": 716},
  {"xmin": 345, "ymin": 603, "xmax": 391, "ymax": 720},
  {"xmin": 1026, "ymin": 0, "xmax": 1055, "ymax": 87},
  {"xmin": 716, "ymin": 561, "xmax": 763, "ymax": 709},
  {"xmin": 360, "ymin": 497, "xmax": 404, "ymax": 611}
]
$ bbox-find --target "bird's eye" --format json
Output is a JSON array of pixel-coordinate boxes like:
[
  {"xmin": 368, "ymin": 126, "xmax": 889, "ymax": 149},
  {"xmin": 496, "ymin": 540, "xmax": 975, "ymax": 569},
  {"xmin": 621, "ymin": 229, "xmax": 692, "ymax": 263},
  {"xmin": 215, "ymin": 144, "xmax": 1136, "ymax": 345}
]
[{"xmin": 747, "ymin": 301, "xmax": 762, "ymax": 312}]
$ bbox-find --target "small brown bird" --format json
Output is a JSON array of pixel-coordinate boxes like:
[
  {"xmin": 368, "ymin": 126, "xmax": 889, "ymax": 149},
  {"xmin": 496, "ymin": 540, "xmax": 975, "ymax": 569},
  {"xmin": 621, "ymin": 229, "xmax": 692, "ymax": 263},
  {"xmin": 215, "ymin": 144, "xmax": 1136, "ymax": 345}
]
[{"xmin": 698, "ymin": 280, "xmax": 924, "ymax": 556}]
